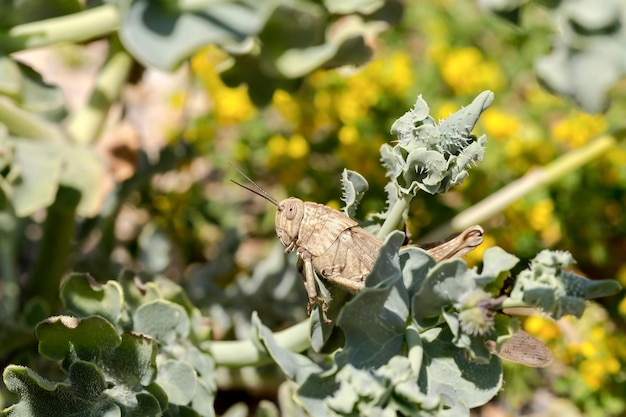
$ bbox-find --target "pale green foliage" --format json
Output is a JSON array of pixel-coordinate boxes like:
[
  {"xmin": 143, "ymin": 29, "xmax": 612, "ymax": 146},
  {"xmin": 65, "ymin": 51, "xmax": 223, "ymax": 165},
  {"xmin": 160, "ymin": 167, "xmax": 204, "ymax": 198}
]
[
  {"xmin": 509, "ymin": 249, "xmax": 621, "ymax": 319},
  {"xmin": 480, "ymin": 0, "xmax": 626, "ymax": 112}
]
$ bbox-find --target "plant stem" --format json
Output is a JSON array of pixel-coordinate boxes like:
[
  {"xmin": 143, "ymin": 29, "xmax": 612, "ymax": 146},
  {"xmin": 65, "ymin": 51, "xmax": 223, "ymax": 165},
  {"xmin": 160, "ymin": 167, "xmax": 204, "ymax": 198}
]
[
  {"xmin": 0, "ymin": 209, "xmax": 19, "ymax": 319},
  {"xmin": 26, "ymin": 186, "xmax": 80, "ymax": 304},
  {"xmin": 420, "ymin": 134, "xmax": 616, "ymax": 241},
  {"xmin": 0, "ymin": 4, "xmax": 119, "ymax": 53},
  {"xmin": 376, "ymin": 193, "xmax": 412, "ymax": 239},
  {"xmin": 66, "ymin": 37, "xmax": 133, "ymax": 144},
  {"xmin": 203, "ymin": 319, "xmax": 310, "ymax": 367},
  {"xmin": 0, "ymin": 100, "xmax": 66, "ymax": 142}
]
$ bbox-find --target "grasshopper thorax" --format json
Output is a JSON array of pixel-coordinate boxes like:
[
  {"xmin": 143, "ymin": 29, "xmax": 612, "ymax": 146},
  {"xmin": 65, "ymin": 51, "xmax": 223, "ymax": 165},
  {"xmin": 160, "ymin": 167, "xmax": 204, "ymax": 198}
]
[{"xmin": 276, "ymin": 197, "xmax": 305, "ymax": 252}]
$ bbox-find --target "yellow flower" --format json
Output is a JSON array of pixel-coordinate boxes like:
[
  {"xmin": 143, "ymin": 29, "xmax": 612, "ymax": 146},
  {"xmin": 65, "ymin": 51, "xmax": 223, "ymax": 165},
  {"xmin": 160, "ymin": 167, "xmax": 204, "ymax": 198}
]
[
  {"xmin": 191, "ymin": 47, "xmax": 256, "ymax": 125},
  {"xmin": 339, "ymin": 125, "xmax": 359, "ymax": 145},
  {"xmin": 579, "ymin": 340, "xmax": 598, "ymax": 358},
  {"xmin": 481, "ymin": 108, "xmax": 521, "ymax": 140},
  {"xmin": 526, "ymin": 198, "xmax": 554, "ymax": 231},
  {"xmin": 580, "ymin": 359, "xmax": 604, "ymax": 391},
  {"xmin": 286, "ymin": 134, "xmax": 309, "ymax": 159},
  {"xmin": 273, "ymin": 89, "xmax": 301, "ymax": 124},
  {"xmin": 267, "ymin": 134, "xmax": 288, "ymax": 159},
  {"xmin": 435, "ymin": 102, "xmax": 459, "ymax": 121},
  {"xmin": 551, "ymin": 111, "xmax": 606, "ymax": 148},
  {"xmin": 326, "ymin": 200, "xmax": 341, "ymax": 210},
  {"xmin": 524, "ymin": 315, "xmax": 560, "ymax": 342},
  {"xmin": 438, "ymin": 47, "xmax": 505, "ymax": 96},
  {"xmin": 525, "ymin": 82, "xmax": 564, "ymax": 108}
]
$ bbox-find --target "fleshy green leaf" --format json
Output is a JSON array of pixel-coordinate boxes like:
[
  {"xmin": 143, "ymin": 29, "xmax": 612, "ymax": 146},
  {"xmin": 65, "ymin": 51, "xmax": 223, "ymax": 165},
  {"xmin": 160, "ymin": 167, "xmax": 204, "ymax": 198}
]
[
  {"xmin": 509, "ymin": 249, "xmax": 622, "ymax": 319},
  {"xmin": 133, "ymin": 300, "xmax": 190, "ymax": 344},
  {"xmin": 60, "ymin": 273, "xmax": 124, "ymax": 325},
  {"xmin": 36, "ymin": 316, "xmax": 121, "ymax": 363},
  {"xmin": 412, "ymin": 259, "xmax": 479, "ymax": 327},
  {"xmin": 419, "ymin": 327, "xmax": 502, "ymax": 412},
  {"xmin": 156, "ymin": 361, "xmax": 197, "ymax": 405},
  {"xmin": 119, "ymin": 0, "xmax": 275, "ymax": 70},
  {"xmin": 336, "ymin": 231, "xmax": 407, "ymax": 368}
]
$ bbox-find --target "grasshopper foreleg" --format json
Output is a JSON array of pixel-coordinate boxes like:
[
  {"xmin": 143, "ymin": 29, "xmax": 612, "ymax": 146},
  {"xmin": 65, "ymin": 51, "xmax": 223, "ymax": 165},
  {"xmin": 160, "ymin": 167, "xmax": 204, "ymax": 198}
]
[{"xmin": 298, "ymin": 250, "xmax": 331, "ymax": 323}]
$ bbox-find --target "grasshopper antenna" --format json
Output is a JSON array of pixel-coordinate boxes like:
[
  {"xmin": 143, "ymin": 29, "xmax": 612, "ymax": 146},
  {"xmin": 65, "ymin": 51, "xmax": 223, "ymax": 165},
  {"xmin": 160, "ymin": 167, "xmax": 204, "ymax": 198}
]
[{"xmin": 229, "ymin": 163, "xmax": 279, "ymax": 206}]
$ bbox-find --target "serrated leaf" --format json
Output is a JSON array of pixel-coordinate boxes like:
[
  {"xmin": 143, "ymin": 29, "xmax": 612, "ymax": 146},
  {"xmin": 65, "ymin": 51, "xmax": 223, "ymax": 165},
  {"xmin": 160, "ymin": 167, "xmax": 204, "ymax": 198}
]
[
  {"xmin": 340, "ymin": 169, "xmax": 368, "ymax": 218},
  {"xmin": 60, "ymin": 273, "xmax": 124, "ymax": 325},
  {"xmin": 336, "ymin": 231, "xmax": 407, "ymax": 368},
  {"xmin": 2, "ymin": 356, "xmax": 161, "ymax": 417},
  {"xmin": 1, "ymin": 362, "xmax": 114, "ymax": 417}
]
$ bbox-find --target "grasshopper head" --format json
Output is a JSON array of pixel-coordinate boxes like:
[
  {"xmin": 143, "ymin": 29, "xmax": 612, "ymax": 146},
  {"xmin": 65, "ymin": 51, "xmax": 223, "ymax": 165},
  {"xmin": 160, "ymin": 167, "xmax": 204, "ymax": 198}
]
[{"xmin": 276, "ymin": 197, "xmax": 304, "ymax": 252}]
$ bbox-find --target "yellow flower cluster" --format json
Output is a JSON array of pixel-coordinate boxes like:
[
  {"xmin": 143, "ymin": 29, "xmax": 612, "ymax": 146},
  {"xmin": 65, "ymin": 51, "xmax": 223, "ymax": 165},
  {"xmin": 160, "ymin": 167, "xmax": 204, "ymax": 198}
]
[
  {"xmin": 524, "ymin": 315, "xmax": 560, "ymax": 342},
  {"xmin": 437, "ymin": 47, "xmax": 505, "ymax": 96},
  {"xmin": 264, "ymin": 51, "xmax": 414, "ymax": 179},
  {"xmin": 551, "ymin": 111, "xmax": 607, "ymax": 148},
  {"xmin": 525, "ymin": 306, "xmax": 625, "ymax": 392},
  {"xmin": 267, "ymin": 133, "xmax": 310, "ymax": 162},
  {"xmin": 568, "ymin": 324, "xmax": 622, "ymax": 391},
  {"xmin": 191, "ymin": 47, "xmax": 256, "ymax": 125},
  {"xmin": 480, "ymin": 108, "xmax": 521, "ymax": 140}
]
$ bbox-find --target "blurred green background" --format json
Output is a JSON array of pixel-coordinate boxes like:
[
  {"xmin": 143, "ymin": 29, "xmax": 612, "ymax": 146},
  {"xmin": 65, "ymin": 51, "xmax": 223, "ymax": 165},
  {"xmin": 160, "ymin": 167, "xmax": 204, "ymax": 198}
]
[{"xmin": 2, "ymin": 0, "xmax": 626, "ymax": 416}]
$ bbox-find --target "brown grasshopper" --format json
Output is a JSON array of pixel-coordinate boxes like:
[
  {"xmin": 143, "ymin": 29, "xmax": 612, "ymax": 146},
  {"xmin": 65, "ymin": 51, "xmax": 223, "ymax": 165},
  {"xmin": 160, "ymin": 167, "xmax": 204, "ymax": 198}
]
[
  {"xmin": 232, "ymin": 169, "xmax": 553, "ymax": 368},
  {"xmin": 231, "ymin": 169, "xmax": 483, "ymax": 318}
]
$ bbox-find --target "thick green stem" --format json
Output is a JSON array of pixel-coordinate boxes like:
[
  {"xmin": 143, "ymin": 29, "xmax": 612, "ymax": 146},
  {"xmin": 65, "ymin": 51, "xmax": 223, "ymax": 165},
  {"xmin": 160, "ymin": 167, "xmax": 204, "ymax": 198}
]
[
  {"xmin": 376, "ymin": 193, "xmax": 412, "ymax": 239},
  {"xmin": 66, "ymin": 37, "xmax": 133, "ymax": 144},
  {"xmin": 0, "ymin": 100, "xmax": 66, "ymax": 142},
  {"xmin": 26, "ymin": 187, "xmax": 80, "ymax": 303},
  {"xmin": 0, "ymin": 4, "xmax": 119, "ymax": 53},
  {"xmin": 203, "ymin": 318, "xmax": 310, "ymax": 367},
  {"xmin": 421, "ymin": 134, "xmax": 617, "ymax": 241},
  {"xmin": 0, "ymin": 209, "xmax": 19, "ymax": 318}
]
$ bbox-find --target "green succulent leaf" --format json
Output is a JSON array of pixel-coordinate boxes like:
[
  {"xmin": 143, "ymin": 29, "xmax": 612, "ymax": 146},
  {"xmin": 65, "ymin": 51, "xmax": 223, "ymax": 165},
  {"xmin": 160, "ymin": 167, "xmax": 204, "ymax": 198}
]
[
  {"xmin": 1, "ymin": 362, "xmax": 121, "ymax": 417},
  {"xmin": 336, "ymin": 231, "xmax": 407, "ymax": 368},
  {"xmin": 412, "ymin": 259, "xmax": 479, "ymax": 327},
  {"xmin": 36, "ymin": 315, "xmax": 122, "ymax": 363},
  {"xmin": 60, "ymin": 273, "xmax": 124, "ymax": 325},
  {"xmin": 5, "ymin": 138, "xmax": 108, "ymax": 217},
  {"xmin": 382, "ymin": 91, "xmax": 491, "ymax": 201},
  {"xmin": 478, "ymin": 246, "xmax": 519, "ymax": 287},
  {"xmin": 419, "ymin": 326, "xmax": 502, "ymax": 412},
  {"xmin": 119, "ymin": 0, "xmax": 275, "ymax": 70},
  {"xmin": 509, "ymin": 249, "xmax": 622, "ymax": 319},
  {"xmin": 156, "ymin": 361, "xmax": 197, "ymax": 405},
  {"xmin": 3, "ymin": 316, "xmax": 162, "ymax": 417},
  {"xmin": 133, "ymin": 300, "xmax": 190, "ymax": 344}
]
